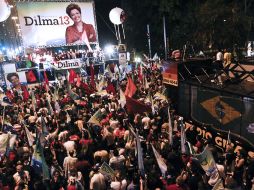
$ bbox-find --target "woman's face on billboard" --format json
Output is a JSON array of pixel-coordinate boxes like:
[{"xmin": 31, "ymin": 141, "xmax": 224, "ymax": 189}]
[
  {"xmin": 10, "ymin": 75, "xmax": 20, "ymax": 86},
  {"xmin": 70, "ymin": 9, "xmax": 81, "ymax": 23}
]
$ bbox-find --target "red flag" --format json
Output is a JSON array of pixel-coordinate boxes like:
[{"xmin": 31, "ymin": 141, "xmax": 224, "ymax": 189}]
[
  {"xmin": 76, "ymin": 74, "xmax": 81, "ymax": 87},
  {"xmin": 22, "ymin": 86, "xmax": 29, "ymax": 101},
  {"xmin": 125, "ymin": 96, "xmax": 152, "ymax": 114},
  {"xmin": 26, "ymin": 70, "xmax": 37, "ymax": 83},
  {"xmin": 90, "ymin": 64, "xmax": 95, "ymax": 88},
  {"xmin": 125, "ymin": 77, "xmax": 137, "ymax": 98},
  {"xmin": 69, "ymin": 69, "xmax": 77, "ymax": 84},
  {"xmin": 106, "ymin": 82, "xmax": 116, "ymax": 95},
  {"xmin": 44, "ymin": 71, "xmax": 49, "ymax": 85},
  {"xmin": 81, "ymin": 82, "xmax": 95, "ymax": 95},
  {"xmin": 43, "ymin": 71, "xmax": 49, "ymax": 92}
]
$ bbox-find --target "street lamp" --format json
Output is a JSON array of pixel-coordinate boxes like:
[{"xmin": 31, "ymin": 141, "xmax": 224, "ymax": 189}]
[{"xmin": 134, "ymin": 57, "xmax": 141, "ymax": 63}]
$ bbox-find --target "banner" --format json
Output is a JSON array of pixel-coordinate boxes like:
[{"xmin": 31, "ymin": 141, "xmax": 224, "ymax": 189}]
[
  {"xmin": 5, "ymin": 72, "xmax": 27, "ymax": 88},
  {"xmin": 32, "ymin": 137, "xmax": 50, "ymax": 180},
  {"xmin": 88, "ymin": 109, "xmax": 104, "ymax": 126},
  {"xmin": 178, "ymin": 82, "xmax": 254, "ymax": 152},
  {"xmin": 99, "ymin": 162, "xmax": 115, "ymax": 180},
  {"xmin": 191, "ymin": 86, "xmax": 242, "ymax": 136},
  {"xmin": 0, "ymin": 133, "xmax": 10, "ymax": 156},
  {"xmin": 16, "ymin": 2, "xmax": 98, "ymax": 47},
  {"xmin": 119, "ymin": 53, "xmax": 127, "ymax": 65},
  {"xmin": 51, "ymin": 59, "xmax": 82, "ymax": 70},
  {"xmin": 162, "ymin": 61, "xmax": 178, "ymax": 86},
  {"xmin": 195, "ymin": 145, "xmax": 217, "ymax": 177}
]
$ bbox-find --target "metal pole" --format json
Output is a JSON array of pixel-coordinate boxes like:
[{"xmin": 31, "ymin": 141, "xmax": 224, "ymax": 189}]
[
  {"xmin": 147, "ymin": 24, "xmax": 152, "ymax": 59},
  {"xmin": 117, "ymin": 25, "xmax": 121, "ymax": 44},
  {"xmin": 163, "ymin": 16, "xmax": 167, "ymax": 60}
]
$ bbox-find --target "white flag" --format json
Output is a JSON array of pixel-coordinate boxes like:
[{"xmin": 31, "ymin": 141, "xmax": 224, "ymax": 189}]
[{"xmin": 151, "ymin": 144, "xmax": 167, "ymax": 176}]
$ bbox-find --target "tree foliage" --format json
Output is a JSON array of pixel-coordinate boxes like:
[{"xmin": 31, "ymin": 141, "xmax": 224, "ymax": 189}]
[{"xmin": 123, "ymin": 0, "xmax": 254, "ymax": 54}]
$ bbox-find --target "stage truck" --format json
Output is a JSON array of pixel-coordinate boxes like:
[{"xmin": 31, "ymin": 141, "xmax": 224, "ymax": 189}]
[{"xmin": 163, "ymin": 57, "xmax": 254, "ymax": 157}]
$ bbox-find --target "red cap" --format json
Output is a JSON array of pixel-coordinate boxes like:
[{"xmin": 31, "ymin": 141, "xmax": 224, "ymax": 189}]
[{"xmin": 69, "ymin": 135, "xmax": 80, "ymax": 141}]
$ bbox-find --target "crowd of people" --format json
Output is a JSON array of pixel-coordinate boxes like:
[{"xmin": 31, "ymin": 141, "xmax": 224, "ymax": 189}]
[{"xmin": 0, "ymin": 58, "xmax": 254, "ymax": 190}]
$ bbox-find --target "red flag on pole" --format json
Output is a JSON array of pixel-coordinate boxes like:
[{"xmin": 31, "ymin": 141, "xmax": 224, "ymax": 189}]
[
  {"xmin": 44, "ymin": 71, "xmax": 49, "ymax": 85},
  {"xmin": 43, "ymin": 71, "xmax": 49, "ymax": 92},
  {"xmin": 125, "ymin": 96, "xmax": 152, "ymax": 114},
  {"xmin": 81, "ymin": 82, "xmax": 95, "ymax": 95},
  {"xmin": 22, "ymin": 86, "xmax": 29, "ymax": 101},
  {"xmin": 69, "ymin": 69, "xmax": 77, "ymax": 84},
  {"xmin": 26, "ymin": 70, "xmax": 37, "ymax": 83},
  {"xmin": 76, "ymin": 74, "xmax": 81, "ymax": 87},
  {"xmin": 106, "ymin": 82, "xmax": 116, "ymax": 95},
  {"xmin": 125, "ymin": 77, "xmax": 137, "ymax": 98}
]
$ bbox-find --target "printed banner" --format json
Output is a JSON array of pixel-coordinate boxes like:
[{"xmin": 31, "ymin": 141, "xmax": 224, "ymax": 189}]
[
  {"xmin": 88, "ymin": 109, "xmax": 104, "ymax": 126},
  {"xmin": 51, "ymin": 59, "xmax": 82, "ymax": 70},
  {"xmin": 119, "ymin": 53, "xmax": 127, "ymax": 65},
  {"xmin": 195, "ymin": 145, "xmax": 217, "ymax": 176},
  {"xmin": 99, "ymin": 162, "xmax": 115, "ymax": 180},
  {"xmin": 190, "ymin": 86, "xmax": 242, "ymax": 135},
  {"xmin": 162, "ymin": 61, "xmax": 178, "ymax": 86},
  {"xmin": 5, "ymin": 72, "xmax": 28, "ymax": 88},
  {"xmin": 16, "ymin": 2, "xmax": 98, "ymax": 47}
]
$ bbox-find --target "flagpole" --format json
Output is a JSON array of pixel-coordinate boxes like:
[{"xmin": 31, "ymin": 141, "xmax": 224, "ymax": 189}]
[
  {"xmin": 1, "ymin": 105, "xmax": 6, "ymax": 130},
  {"xmin": 147, "ymin": 24, "xmax": 152, "ymax": 59},
  {"xmin": 163, "ymin": 15, "xmax": 167, "ymax": 60}
]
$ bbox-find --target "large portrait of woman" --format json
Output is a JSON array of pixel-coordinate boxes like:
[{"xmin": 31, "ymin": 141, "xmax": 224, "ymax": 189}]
[{"xmin": 65, "ymin": 3, "xmax": 96, "ymax": 51}]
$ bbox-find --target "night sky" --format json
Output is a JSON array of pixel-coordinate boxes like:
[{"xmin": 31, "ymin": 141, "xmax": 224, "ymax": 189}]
[{"xmin": 94, "ymin": 0, "xmax": 122, "ymax": 48}]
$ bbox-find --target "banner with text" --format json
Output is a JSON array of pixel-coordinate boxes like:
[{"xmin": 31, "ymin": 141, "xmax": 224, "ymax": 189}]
[
  {"xmin": 162, "ymin": 61, "xmax": 178, "ymax": 86},
  {"xmin": 51, "ymin": 59, "xmax": 82, "ymax": 70},
  {"xmin": 16, "ymin": 2, "xmax": 98, "ymax": 47}
]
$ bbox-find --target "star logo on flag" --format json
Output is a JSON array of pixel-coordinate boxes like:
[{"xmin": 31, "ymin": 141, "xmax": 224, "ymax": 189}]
[{"xmin": 200, "ymin": 96, "xmax": 241, "ymax": 125}]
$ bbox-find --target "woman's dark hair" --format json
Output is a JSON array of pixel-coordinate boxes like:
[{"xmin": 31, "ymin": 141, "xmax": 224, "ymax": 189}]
[
  {"xmin": 66, "ymin": 3, "xmax": 81, "ymax": 17},
  {"xmin": 7, "ymin": 72, "xmax": 19, "ymax": 82}
]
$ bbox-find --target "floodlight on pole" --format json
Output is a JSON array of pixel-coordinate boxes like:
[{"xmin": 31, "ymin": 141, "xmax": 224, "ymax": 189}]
[{"xmin": 105, "ymin": 45, "xmax": 114, "ymax": 55}]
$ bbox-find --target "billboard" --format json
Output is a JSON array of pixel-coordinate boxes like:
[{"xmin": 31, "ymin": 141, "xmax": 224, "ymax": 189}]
[{"xmin": 16, "ymin": 2, "xmax": 98, "ymax": 47}]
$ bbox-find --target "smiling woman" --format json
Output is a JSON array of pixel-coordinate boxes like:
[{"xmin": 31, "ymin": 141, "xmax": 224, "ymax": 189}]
[{"xmin": 65, "ymin": 3, "xmax": 96, "ymax": 50}]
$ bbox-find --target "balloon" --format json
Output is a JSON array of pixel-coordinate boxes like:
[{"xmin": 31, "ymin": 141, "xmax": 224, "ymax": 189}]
[
  {"xmin": 109, "ymin": 7, "xmax": 126, "ymax": 25},
  {"xmin": 0, "ymin": 1, "xmax": 11, "ymax": 22}
]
